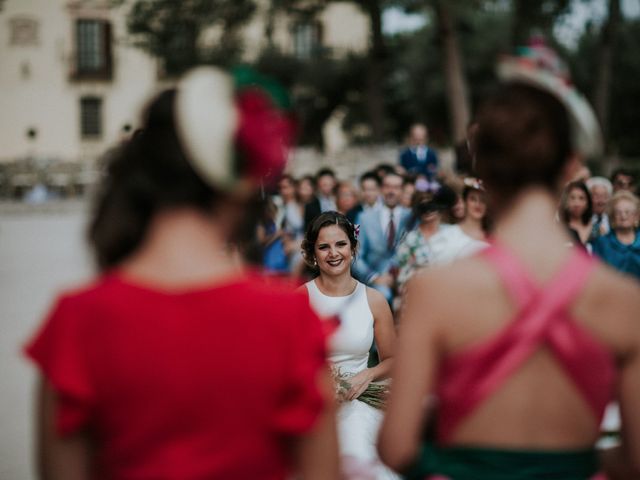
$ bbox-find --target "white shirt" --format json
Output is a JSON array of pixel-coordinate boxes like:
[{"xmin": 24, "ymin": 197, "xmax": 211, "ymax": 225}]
[{"xmin": 379, "ymin": 206, "xmax": 403, "ymax": 234}]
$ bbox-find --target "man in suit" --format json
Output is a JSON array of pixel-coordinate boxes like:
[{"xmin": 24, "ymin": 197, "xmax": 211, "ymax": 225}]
[
  {"xmin": 399, "ymin": 123, "xmax": 439, "ymax": 182},
  {"xmin": 587, "ymin": 176, "xmax": 613, "ymax": 237},
  {"xmin": 353, "ymin": 172, "xmax": 410, "ymax": 302},
  {"xmin": 303, "ymin": 168, "xmax": 337, "ymax": 229}
]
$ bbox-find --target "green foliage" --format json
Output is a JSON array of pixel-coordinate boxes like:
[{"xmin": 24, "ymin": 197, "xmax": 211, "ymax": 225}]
[
  {"xmin": 571, "ymin": 18, "xmax": 640, "ymax": 157},
  {"xmin": 384, "ymin": 3, "xmax": 512, "ymax": 145},
  {"xmin": 254, "ymin": 47, "xmax": 370, "ymax": 147},
  {"xmin": 125, "ymin": 0, "xmax": 256, "ymax": 76}
]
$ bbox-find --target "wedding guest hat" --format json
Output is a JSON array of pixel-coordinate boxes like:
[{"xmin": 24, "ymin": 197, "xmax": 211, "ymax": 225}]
[
  {"xmin": 496, "ymin": 36, "xmax": 602, "ymax": 158},
  {"xmin": 175, "ymin": 65, "xmax": 296, "ymax": 193}
]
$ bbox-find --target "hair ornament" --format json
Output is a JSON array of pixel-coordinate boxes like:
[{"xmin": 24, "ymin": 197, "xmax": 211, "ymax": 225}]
[
  {"xmin": 463, "ymin": 177, "xmax": 484, "ymax": 191},
  {"xmin": 175, "ymin": 65, "xmax": 296, "ymax": 193},
  {"xmin": 496, "ymin": 36, "xmax": 602, "ymax": 158},
  {"xmin": 353, "ymin": 223, "xmax": 361, "ymax": 241}
]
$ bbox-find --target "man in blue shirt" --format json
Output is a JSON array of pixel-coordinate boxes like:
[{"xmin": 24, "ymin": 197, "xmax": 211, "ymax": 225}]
[{"xmin": 399, "ymin": 123, "xmax": 439, "ymax": 182}]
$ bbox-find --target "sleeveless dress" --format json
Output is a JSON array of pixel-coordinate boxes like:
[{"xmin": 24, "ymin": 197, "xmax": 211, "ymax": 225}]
[
  {"xmin": 405, "ymin": 243, "xmax": 616, "ymax": 480},
  {"xmin": 306, "ymin": 279, "xmax": 400, "ymax": 480}
]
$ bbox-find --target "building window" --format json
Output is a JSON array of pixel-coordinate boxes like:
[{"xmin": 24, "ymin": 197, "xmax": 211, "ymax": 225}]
[
  {"xmin": 293, "ymin": 22, "xmax": 321, "ymax": 60},
  {"xmin": 80, "ymin": 97, "xmax": 102, "ymax": 138},
  {"xmin": 75, "ymin": 19, "xmax": 112, "ymax": 79}
]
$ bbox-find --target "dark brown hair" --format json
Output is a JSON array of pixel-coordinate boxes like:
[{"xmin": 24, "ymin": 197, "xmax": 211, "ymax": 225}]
[
  {"xmin": 561, "ymin": 180, "xmax": 593, "ymax": 226},
  {"xmin": 88, "ymin": 89, "xmax": 261, "ymax": 270},
  {"xmin": 475, "ymin": 83, "xmax": 572, "ymax": 202},
  {"xmin": 301, "ymin": 211, "xmax": 357, "ymax": 268}
]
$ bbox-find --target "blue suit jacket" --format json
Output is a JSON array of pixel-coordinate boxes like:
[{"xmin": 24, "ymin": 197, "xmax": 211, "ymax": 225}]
[
  {"xmin": 399, "ymin": 146, "xmax": 439, "ymax": 180},
  {"xmin": 353, "ymin": 206, "xmax": 411, "ymax": 284}
]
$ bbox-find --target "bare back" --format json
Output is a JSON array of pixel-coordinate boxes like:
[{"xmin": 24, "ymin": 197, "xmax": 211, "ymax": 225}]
[{"xmin": 420, "ymin": 246, "xmax": 640, "ymax": 449}]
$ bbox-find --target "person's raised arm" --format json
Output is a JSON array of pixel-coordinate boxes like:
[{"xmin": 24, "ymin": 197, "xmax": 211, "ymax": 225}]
[
  {"xmin": 377, "ymin": 272, "xmax": 443, "ymax": 473},
  {"xmin": 37, "ymin": 379, "xmax": 92, "ymax": 480}
]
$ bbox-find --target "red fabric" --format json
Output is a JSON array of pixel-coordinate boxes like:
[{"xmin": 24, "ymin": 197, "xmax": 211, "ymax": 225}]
[
  {"xmin": 235, "ymin": 89, "xmax": 296, "ymax": 185},
  {"xmin": 25, "ymin": 272, "xmax": 327, "ymax": 480},
  {"xmin": 435, "ymin": 244, "xmax": 617, "ymax": 443}
]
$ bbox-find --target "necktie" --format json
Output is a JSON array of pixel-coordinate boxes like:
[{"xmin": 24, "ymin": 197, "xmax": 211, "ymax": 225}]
[{"xmin": 387, "ymin": 211, "xmax": 396, "ymax": 251}]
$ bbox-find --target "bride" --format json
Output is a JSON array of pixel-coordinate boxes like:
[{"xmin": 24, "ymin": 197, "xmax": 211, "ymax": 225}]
[{"xmin": 301, "ymin": 211, "xmax": 399, "ymax": 479}]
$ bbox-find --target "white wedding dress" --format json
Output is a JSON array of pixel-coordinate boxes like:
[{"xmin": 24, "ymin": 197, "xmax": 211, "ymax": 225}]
[{"xmin": 306, "ymin": 279, "xmax": 399, "ymax": 480}]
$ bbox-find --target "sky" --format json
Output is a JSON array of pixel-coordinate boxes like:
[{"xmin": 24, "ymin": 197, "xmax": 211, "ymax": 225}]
[{"xmin": 383, "ymin": 0, "xmax": 640, "ymax": 49}]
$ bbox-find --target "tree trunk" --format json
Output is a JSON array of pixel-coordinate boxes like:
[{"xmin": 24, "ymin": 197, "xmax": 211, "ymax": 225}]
[
  {"xmin": 435, "ymin": 0, "xmax": 470, "ymax": 143},
  {"xmin": 363, "ymin": 0, "xmax": 387, "ymax": 141},
  {"xmin": 593, "ymin": 0, "xmax": 621, "ymax": 150}
]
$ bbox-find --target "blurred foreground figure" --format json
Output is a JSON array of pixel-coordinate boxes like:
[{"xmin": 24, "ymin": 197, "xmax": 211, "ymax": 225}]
[
  {"xmin": 378, "ymin": 42, "xmax": 640, "ymax": 479},
  {"xmin": 24, "ymin": 67, "xmax": 339, "ymax": 480}
]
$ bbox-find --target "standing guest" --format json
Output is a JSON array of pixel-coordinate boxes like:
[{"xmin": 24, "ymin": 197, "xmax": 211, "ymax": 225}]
[
  {"xmin": 374, "ymin": 163, "xmax": 398, "ymax": 182},
  {"xmin": 592, "ymin": 190, "xmax": 640, "ymax": 281},
  {"xmin": 335, "ymin": 181, "xmax": 359, "ymax": 217},
  {"xmin": 454, "ymin": 121, "xmax": 479, "ymax": 176},
  {"xmin": 277, "ymin": 174, "xmax": 307, "ymax": 273},
  {"xmin": 611, "ymin": 167, "xmax": 636, "ymax": 194},
  {"xmin": 561, "ymin": 180, "xmax": 594, "ymax": 249},
  {"xmin": 24, "ymin": 67, "xmax": 339, "ymax": 480},
  {"xmin": 354, "ymin": 172, "xmax": 410, "ymax": 302},
  {"xmin": 379, "ymin": 45, "xmax": 640, "ymax": 478},
  {"xmin": 347, "ymin": 171, "xmax": 382, "ymax": 224},
  {"xmin": 257, "ymin": 196, "xmax": 290, "ymax": 275},
  {"xmin": 395, "ymin": 190, "xmax": 452, "ymax": 292},
  {"xmin": 440, "ymin": 188, "xmax": 466, "ymax": 225},
  {"xmin": 399, "ymin": 123, "xmax": 439, "ymax": 182},
  {"xmin": 401, "ymin": 176, "xmax": 416, "ymax": 209},
  {"xmin": 586, "ymin": 176, "xmax": 613, "ymax": 237},
  {"xmin": 428, "ymin": 178, "xmax": 490, "ymax": 266},
  {"xmin": 302, "ymin": 211, "xmax": 398, "ymax": 480},
  {"xmin": 304, "ymin": 168, "xmax": 337, "ymax": 229},
  {"xmin": 297, "ymin": 174, "xmax": 316, "ymax": 206}
]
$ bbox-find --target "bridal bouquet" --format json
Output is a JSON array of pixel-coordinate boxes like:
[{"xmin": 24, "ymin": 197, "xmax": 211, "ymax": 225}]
[{"xmin": 331, "ymin": 366, "xmax": 389, "ymax": 410}]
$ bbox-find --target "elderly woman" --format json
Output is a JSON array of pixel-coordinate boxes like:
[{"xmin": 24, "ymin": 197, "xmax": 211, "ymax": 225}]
[{"xmin": 592, "ymin": 190, "xmax": 640, "ymax": 281}]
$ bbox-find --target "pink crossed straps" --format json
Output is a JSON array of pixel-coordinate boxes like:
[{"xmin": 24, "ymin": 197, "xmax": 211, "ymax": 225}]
[{"xmin": 435, "ymin": 243, "xmax": 616, "ymax": 443}]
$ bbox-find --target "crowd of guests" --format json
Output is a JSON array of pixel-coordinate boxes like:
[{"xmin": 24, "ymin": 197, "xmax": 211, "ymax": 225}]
[
  {"xmin": 258, "ymin": 160, "xmax": 640, "ymax": 306},
  {"xmin": 559, "ymin": 167, "xmax": 640, "ymax": 280}
]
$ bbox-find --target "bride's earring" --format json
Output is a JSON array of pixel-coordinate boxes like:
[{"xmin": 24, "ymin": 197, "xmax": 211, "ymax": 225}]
[{"xmin": 313, "ymin": 257, "xmax": 317, "ymax": 266}]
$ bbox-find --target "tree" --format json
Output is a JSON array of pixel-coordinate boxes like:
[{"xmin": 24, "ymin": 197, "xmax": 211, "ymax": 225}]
[
  {"xmin": 433, "ymin": 0, "xmax": 470, "ymax": 142},
  {"xmin": 123, "ymin": 0, "xmax": 256, "ymax": 76},
  {"xmin": 592, "ymin": 0, "xmax": 621, "ymax": 146}
]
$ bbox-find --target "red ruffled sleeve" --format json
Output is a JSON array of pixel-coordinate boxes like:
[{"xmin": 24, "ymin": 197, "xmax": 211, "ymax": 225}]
[
  {"xmin": 24, "ymin": 295, "xmax": 95, "ymax": 435},
  {"xmin": 272, "ymin": 293, "xmax": 328, "ymax": 436}
]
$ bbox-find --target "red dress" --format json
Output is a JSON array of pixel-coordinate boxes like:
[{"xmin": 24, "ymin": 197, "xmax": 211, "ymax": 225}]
[{"xmin": 25, "ymin": 271, "xmax": 327, "ymax": 480}]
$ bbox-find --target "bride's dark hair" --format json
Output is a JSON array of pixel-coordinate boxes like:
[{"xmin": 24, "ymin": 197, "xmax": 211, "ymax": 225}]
[{"xmin": 301, "ymin": 211, "xmax": 357, "ymax": 268}]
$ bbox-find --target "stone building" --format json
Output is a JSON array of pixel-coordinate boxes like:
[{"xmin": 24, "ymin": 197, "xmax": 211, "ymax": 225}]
[{"xmin": 0, "ymin": 0, "xmax": 369, "ymax": 166}]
